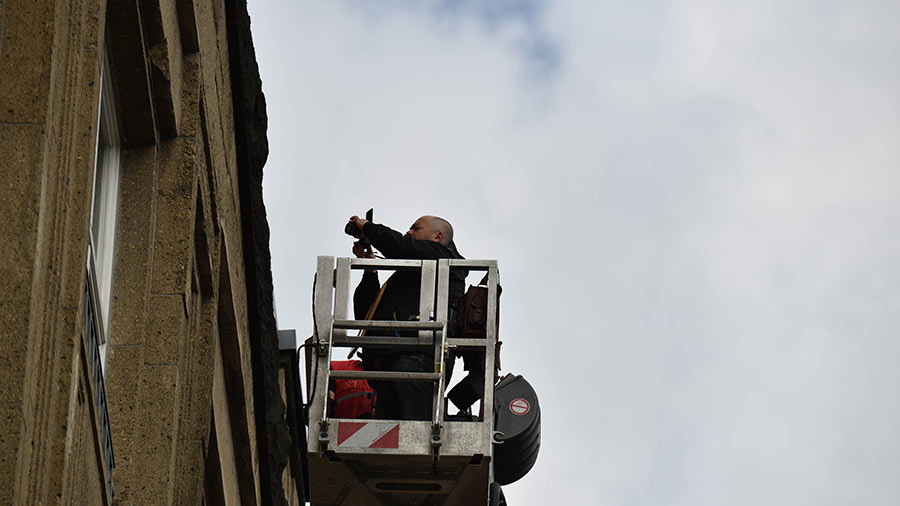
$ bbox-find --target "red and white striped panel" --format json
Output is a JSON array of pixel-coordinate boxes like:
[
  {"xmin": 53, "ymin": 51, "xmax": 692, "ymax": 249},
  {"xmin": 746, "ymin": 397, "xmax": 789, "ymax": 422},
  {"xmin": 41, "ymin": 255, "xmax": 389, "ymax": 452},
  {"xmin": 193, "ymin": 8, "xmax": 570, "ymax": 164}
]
[{"xmin": 337, "ymin": 421, "xmax": 400, "ymax": 449}]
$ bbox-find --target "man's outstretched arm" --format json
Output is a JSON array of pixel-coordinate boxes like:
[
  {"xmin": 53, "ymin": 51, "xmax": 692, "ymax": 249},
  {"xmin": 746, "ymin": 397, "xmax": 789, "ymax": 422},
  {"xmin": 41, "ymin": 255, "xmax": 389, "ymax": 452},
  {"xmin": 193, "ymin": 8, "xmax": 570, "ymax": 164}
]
[{"xmin": 361, "ymin": 221, "xmax": 451, "ymax": 259}]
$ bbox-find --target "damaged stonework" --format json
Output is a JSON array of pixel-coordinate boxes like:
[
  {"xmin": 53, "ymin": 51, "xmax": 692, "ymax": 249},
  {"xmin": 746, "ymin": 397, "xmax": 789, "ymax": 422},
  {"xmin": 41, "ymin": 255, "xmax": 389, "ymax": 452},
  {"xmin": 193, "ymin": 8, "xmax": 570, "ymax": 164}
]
[{"xmin": 225, "ymin": 0, "xmax": 294, "ymax": 504}]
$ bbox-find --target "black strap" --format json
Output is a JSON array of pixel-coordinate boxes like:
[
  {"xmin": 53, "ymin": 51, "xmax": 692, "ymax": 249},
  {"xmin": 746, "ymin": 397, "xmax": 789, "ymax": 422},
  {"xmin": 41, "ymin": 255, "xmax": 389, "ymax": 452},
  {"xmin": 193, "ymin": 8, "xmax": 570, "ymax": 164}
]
[{"xmin": 476, "ymin": 274, "xmax": 502, "ymax": 296}]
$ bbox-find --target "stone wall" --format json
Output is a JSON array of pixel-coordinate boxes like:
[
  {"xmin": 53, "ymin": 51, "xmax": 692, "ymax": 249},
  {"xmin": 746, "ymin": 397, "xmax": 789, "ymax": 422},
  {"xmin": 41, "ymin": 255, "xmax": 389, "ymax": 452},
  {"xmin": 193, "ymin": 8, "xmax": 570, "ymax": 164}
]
[{"xmin": 0, "ymin": 0, "xmax": 294, "ymax": 504}]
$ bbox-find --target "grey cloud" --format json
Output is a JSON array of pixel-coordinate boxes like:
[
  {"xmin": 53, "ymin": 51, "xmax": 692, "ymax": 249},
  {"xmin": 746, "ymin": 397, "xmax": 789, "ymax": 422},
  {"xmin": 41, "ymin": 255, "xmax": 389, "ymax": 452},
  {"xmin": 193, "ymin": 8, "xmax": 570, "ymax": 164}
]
[{"xmin": 250, "ymin": 1, "xmax": 900, "ymax": 504}]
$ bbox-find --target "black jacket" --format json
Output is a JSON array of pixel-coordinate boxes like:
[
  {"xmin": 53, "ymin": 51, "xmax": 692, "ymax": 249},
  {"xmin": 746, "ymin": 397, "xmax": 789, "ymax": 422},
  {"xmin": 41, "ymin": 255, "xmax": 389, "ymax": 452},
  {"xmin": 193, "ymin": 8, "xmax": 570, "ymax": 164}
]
[{"xmin": 353, "ymin": 222, "xmax": 466, "ymax": 365}]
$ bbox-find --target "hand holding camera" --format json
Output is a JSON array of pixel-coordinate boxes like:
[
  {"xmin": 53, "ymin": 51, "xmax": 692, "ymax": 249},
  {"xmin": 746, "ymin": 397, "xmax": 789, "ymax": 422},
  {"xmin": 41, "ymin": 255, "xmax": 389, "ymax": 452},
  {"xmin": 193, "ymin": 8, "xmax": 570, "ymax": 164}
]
[
  {"xmin": 346, "ymin": 208, "xmax": 374, "ymax": 257},
  {"xmin": 352, "ymin": 241, "xmax": 374, "ymax": 259},
  {"xmin": 345, "ymin": 208, "xmax": 373, "ymax": 241}
]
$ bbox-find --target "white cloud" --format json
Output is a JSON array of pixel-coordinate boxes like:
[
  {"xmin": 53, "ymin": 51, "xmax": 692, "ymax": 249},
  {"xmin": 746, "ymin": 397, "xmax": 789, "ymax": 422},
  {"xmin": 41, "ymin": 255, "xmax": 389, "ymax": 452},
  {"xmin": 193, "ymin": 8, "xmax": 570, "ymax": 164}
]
[{"xmin": 249, "ymin": 1, "xmax": 900, "ymax": 504}]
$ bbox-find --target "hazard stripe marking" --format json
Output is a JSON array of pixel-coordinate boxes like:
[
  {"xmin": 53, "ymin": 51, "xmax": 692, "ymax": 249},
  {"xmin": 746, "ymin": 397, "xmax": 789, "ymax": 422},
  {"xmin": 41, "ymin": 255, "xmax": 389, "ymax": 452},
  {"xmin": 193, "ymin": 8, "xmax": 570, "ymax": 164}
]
[
  {"xmin": 337, "ymin": 422, "xmax": 400, "ymax": 449},
  {"xmin": 337, "ymin": 422, "xmax": 367, "ymax": 445},
  {"xmin": 369, "ymin": 424, "xmax": 400, "ymax": 448}
]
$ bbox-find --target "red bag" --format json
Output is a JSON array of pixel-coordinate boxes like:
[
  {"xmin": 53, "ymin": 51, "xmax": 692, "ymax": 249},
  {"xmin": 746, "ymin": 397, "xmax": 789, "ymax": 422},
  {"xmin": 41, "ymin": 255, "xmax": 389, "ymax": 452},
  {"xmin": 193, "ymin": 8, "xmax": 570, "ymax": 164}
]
[{"xmin": 330, "ymin": 360, "xmax": 375, "ymax": 418}]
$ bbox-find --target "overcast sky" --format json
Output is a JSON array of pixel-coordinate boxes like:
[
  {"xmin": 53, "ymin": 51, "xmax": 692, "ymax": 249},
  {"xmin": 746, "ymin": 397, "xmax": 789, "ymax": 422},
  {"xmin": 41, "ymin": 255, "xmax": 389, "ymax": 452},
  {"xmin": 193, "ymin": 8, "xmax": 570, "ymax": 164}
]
[{"xmin": 247, "ymin": 1, "xmax": 900, "ymax": 504}]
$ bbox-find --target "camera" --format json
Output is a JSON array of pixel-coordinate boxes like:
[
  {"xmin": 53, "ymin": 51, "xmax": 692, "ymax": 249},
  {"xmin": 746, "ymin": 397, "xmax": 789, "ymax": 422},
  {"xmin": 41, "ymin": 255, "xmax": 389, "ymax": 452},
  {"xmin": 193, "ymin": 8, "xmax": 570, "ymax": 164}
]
[
  {"xmin": 343, "ymin": 222, "xmax": 359, "ymax": 236},
  {"xmin": 345, "ymin": 208, "xmax": 373, "ymax": 247}
]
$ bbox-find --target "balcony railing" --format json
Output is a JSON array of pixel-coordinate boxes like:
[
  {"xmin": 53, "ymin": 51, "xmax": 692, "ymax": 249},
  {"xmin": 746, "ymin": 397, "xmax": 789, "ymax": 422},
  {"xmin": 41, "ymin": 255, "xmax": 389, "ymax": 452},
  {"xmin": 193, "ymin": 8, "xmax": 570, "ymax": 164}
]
[{"xmin": 84, "ymin": 275, "xmax": 115, "ymax": 497}]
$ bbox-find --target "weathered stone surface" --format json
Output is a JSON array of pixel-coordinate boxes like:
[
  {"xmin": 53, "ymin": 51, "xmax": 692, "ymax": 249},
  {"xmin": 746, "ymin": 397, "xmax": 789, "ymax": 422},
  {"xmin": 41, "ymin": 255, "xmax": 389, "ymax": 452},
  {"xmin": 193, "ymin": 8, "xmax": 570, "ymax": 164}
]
[
  {"xmin": 179, "ymin": 52, "xmax": 201, "ymax": 138},
  {"xmin": 3, "ymin": 0, "xmax": 287, "ymax": 503},
  {"xmin": 135, "ymin": 364, "xmax": 179, "ymax": 505},
  {"xmin": 184, "ymin": 298, "xmax": 216, "ymax": 441},
  {"xmin": 140, "ymin": 0, "xmax": 182, "ymax": 137},
  {"xmin": 109, "ymin": 146, "xmax": 156, "ymax": 347},
  {"xmin": 61, "ymin": 42, "xmax": 102, "ymax": 301},
  {"xmin": 160, "ymin": 0, "xmax": 183, "ymax": 134},
  {"xmin": 0, "ymin": 404, "xmax": 22, "ymax": 505},
  {"xmin": 3, "ymin": 0, "xmax": 109, "ymax": 500},
  {"xmin": 66, "ymin": 373, "xmax": 106, "ymax": 506},
  {"xmin": 77, "ymin": 423, "xmax": 106, "ymax": 506},
  {"xmin": 80, "ymin": 0, "xmax": 104, "ymax": 51},
  {"xmin": 212, "ymin": 337, "xmax": 247, "ymax": 506},
  {"xmin": 145, "ymin": 294, "xmax": 186, "ymax": 365},
  {"xmin": 193, "ymin": 0, "xmax": 233, "ymax": 202},
  {"xmin": 173, "ymin": 439, "xmax": 206, "ymax": 504},
  {"xmin": 0, "ymin": 0, "xmax": 54, "ymax": 123},
  {"xmin": 152, "ymin": 138, "xmax": 197, "ymax": 295},
  {"xmin": 0, "ymin": 124, "xmax": 43, "ymax": 403},
  {"xmin": 226, "ymin": 0, "xmax": 292, "ymax": 501},
  {"xmin": 106, "ymin": 344, "xmax": 142, "ymax": 504}
]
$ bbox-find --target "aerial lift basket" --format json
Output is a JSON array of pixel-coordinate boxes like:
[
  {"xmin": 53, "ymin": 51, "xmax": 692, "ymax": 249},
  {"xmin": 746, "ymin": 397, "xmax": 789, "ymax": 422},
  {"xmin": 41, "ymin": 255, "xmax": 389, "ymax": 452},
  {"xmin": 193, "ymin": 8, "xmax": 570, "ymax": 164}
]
[{"xmin": 303, "ymin": 256, "xmax": 509, "ymax": 506}]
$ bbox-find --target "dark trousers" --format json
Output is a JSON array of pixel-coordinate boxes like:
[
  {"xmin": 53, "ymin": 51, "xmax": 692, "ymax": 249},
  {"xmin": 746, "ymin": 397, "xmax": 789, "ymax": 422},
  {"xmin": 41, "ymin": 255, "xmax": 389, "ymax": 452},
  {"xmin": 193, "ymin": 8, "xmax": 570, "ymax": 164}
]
[{"xmin": 372, "ymin": 354, "xmax": 433, "ymax": 421}]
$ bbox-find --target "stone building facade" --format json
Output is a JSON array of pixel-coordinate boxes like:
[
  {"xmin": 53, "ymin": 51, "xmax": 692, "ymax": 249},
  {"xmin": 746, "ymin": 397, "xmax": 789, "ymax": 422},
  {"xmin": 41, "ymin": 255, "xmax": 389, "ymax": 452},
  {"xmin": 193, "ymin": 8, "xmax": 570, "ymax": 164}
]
[{"xmin": 0, "ymin": 0, "xmax": 304, "ymax": 504}]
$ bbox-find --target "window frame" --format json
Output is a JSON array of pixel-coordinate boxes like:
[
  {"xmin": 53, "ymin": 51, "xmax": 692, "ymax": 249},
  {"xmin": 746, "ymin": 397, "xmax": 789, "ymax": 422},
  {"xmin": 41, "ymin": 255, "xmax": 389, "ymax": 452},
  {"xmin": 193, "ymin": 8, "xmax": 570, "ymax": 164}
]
[{"xmin": 88, "ymin": 47, "xmax": 122, "ymax": 373}]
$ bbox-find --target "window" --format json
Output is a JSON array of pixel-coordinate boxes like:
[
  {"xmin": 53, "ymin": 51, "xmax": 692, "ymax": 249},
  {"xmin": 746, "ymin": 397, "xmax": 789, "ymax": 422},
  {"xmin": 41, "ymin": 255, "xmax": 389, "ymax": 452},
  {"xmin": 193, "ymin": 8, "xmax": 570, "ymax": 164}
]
[
  {"xmin": 84, "ymin": 44, "xmax": 119, "ymax": 496},
  {"xmin": 88, "ymin": 47, "xmax": 122, "ymax": 374}
]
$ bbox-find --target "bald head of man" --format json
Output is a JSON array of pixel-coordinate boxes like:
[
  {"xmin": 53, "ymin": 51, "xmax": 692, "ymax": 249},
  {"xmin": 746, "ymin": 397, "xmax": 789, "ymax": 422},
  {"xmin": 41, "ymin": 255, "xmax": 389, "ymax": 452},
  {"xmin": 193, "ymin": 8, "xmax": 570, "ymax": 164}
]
[{"xmin": 406, "ymin": 215, "xmax": 454, "ymax": 246}]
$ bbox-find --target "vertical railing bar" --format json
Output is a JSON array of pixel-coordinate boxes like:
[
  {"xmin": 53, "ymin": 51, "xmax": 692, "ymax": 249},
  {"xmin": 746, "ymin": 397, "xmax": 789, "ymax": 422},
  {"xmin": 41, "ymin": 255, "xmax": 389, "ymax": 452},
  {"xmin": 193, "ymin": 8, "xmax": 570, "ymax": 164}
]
[
  {"xmin": 482, "ymin": 265, "xmax": 499, "ymax": 440},
  {"xmin": 433, "ymin": 259, "xmax": 451, "ymax": 428},
  {"xmin": 310, "ymin": 256, "xmax": 335, "ymax": 452},
  {"xmin": 85, "ymin": 274, "xmax": 115, "ymax": 496},
  {"xmin": 418, "ymin": 260, "xmax": 436, "ymax": 342},
  {"xmin": 333, "ymin": 257, "xmax": 351, "ymax": 341}
]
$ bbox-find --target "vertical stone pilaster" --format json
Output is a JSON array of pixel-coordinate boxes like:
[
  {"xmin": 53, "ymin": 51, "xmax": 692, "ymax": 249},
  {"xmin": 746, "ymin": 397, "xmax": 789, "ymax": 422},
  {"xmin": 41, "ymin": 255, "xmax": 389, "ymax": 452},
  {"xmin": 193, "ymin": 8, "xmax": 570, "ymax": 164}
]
[
  {"xmin": 107, "ymin": 144, "xmax": 157, "ymax": 504},
  {"xmin": 0, "ymin": 124, "xmax": 43, "ymax": 406},
  {"xmin": 106, "ymin": 344, "xmax": 142, "ymax": 505},
  {"xmin": 0, "ymin": 122, "xmax": 43, "ymax": 500},
  {"xmin": 134, "ymin": 364, "xmax": 180, "ymax": 505},
  {"xmin": 152, "ymin": 137, "xmax": 197, "ymax": 297},
  {"xmin": 109, "ymin": 145, "xmax": 158, "ymax": 348},
  {"xmin": 145, "ymin": 294, "xmax": 187, "ymax": 365},
  {"xmin": 7, "ymin": 0, "xmax": 109, "ymax": 501}
]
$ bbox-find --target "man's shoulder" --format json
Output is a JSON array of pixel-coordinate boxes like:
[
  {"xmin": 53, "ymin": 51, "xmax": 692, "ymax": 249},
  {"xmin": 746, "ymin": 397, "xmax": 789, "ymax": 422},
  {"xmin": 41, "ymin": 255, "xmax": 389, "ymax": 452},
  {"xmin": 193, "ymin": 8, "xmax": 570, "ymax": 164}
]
[{"xmin": 367, "ymin": 223, "xmax": 463, "ymax": 260}]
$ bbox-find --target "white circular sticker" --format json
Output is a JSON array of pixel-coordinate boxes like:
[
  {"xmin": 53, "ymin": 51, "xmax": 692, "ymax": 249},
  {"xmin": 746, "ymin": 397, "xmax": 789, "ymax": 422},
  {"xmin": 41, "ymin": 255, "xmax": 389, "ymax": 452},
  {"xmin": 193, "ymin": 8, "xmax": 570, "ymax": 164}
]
[{"xmin": 509, "ymin": 398, "xmax": 531, "ymax": 416}]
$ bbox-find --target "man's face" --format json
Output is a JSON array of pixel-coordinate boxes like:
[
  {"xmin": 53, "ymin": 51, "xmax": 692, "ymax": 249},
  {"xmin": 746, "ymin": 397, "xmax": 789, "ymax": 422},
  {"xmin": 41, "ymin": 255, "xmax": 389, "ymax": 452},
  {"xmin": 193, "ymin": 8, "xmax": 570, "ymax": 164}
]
[{"xmin": 407, "ymin": 216, "xmax": 435, "ymax": 241}]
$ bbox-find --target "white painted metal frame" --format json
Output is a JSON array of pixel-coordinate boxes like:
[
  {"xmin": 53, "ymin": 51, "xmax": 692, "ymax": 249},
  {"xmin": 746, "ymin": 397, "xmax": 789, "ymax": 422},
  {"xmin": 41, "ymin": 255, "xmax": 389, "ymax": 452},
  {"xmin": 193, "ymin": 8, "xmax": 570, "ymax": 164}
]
[
  {"xmin": 306, "ymin": 257, "xmax": 500, "ymax": 457},
  {"xmin": 305, "ymin": 256, "xmax": 501, "ymax": 505}
]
